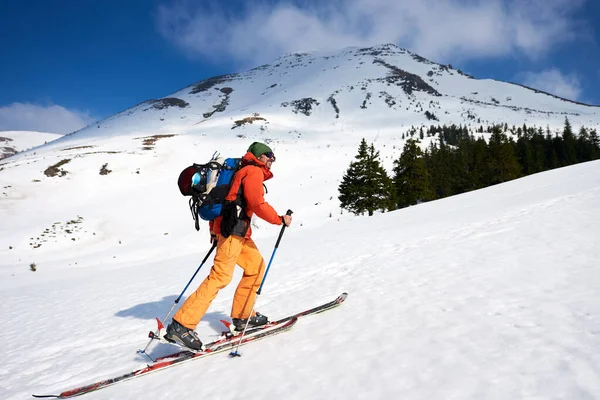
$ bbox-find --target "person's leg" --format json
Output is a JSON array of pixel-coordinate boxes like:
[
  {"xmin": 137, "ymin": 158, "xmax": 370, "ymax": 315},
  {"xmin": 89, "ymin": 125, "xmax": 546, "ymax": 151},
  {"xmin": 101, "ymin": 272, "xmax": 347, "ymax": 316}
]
[
  {"xmin": 230, "ymin": 237, "xmax": 266, "ymax": 319},
  {"xmin": 173, "ymin": 235, "xmax": 244, "ymax": 329}
]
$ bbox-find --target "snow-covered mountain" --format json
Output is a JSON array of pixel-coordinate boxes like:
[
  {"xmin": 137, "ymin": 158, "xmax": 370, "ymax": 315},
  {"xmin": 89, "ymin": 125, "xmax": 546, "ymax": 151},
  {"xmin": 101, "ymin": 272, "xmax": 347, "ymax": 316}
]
[
  {"xmin": 60, "ymin": 43, "xmax": 599, "ymax": 141},
  {"xmin": 64, "ymin": 43, "xmax": 599, "ymax": 141},
  {"xmin": 1, "ymin": 42, "xmax": 599, "ymax": 270},
  {"xmin": 1, "ymin": 43, "xmax": 600, "ymax": 399},
  {"xmin": 0, "ymin": 130, "xmax": 62, "ymax": 160}
]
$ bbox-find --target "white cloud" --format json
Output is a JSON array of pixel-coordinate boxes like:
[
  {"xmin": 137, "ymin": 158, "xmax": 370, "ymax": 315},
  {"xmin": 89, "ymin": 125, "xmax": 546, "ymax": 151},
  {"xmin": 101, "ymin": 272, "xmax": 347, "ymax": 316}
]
[
  {"xmin": 520, "ymin": 69, "xmax": 582, "ymax": 101},
  {"xmin": 0, "ymin": 102, "xmax": 96, "ymax": 134},
  {"xmin": 156, "ymin": 0, "xmax": 589, "ymax": 66}
]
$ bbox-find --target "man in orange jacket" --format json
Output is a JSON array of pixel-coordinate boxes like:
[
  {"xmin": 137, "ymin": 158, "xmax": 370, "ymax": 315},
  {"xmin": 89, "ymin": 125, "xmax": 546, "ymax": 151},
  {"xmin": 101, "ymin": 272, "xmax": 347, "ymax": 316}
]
[{"xmin": 165, "ymin": 142, "xmax": 293, "ymax": 350}]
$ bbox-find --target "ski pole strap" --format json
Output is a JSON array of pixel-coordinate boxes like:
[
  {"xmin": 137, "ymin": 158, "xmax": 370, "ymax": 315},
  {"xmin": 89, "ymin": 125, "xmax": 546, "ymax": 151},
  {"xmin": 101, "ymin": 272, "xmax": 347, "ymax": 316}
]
[{"xmin": 257, "ymin": 209, "xmax": 292, "ymax": 295}]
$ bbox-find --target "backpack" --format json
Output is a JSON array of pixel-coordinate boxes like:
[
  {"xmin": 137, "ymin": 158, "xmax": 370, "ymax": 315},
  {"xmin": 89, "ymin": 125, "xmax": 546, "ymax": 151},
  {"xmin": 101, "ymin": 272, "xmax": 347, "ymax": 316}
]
[{"xmin": 177, "ymin": 153, "xmax": 242, "ymax": 231}]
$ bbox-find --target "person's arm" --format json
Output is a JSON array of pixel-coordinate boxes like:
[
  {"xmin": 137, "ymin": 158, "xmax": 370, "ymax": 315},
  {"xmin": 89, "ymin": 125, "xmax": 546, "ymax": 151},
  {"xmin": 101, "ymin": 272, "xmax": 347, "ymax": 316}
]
[{"xmin": 244, "ymin": 167, "xmax": 282, "ymax": 225}]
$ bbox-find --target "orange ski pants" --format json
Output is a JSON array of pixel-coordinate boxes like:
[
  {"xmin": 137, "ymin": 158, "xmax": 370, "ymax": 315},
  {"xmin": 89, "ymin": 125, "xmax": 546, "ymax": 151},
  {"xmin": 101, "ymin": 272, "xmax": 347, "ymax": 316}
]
[{"xmin": 173, "ymin": 235, "xmax": 266, "ymax": 330}]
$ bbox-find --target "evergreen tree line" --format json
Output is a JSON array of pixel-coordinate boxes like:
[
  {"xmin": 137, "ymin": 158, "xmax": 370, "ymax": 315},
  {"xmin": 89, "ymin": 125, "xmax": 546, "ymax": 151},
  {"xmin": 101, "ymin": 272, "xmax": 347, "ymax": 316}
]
[{"xmin": 338, "ymin": 118, "xmax": 600, "ymax": 215}]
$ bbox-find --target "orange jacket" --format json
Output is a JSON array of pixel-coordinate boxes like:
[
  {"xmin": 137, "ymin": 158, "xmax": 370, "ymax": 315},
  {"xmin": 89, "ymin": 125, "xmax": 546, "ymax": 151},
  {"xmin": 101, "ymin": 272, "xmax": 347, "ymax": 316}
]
[{"xmin": 210, "ymin": 152, "xmax": 282, "ymax": 238}]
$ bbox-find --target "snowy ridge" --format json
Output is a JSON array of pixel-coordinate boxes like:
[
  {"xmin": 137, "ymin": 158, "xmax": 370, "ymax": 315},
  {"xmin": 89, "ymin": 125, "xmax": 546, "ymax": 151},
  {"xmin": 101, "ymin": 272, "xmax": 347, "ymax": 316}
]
[{"xmin": 0, "ymin": 130, "xmax": 62, "ymax": 160}]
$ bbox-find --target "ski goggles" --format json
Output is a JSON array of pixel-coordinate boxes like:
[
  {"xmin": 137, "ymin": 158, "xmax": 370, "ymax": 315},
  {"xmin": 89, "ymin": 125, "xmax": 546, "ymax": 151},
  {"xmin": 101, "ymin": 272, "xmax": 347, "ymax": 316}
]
[{"xmin": 262, "ymin": 151, "xmax": 276, "ymax": 161}]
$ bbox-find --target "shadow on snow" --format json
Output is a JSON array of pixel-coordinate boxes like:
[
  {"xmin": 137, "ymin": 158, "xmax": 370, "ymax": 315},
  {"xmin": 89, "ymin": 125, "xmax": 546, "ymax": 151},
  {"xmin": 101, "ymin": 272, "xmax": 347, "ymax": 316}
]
[{"xmin": 116, "ymin": 295, "xmax": 231, "ymax": 333}]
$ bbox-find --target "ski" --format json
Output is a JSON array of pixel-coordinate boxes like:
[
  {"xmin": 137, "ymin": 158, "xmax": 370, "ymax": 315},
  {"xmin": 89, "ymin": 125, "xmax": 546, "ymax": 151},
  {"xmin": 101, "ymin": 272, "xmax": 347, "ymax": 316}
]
[
  {"xmin": 32, "ymin": 317, "xmax": 297, "ymax": 399},
  {"xmin": 148, "ymin": 291, "xmax": 348, "ymax": 358},
  {"xmin": 150, "ymin": 316, "xmax": 295, "ymax": 357},
  {"xmin": 278, "ymin": 291, "xmax": 347, "ymax": 321},
  {"xmin": 32, "ymin": 292, "xmax": 348, "ymax": 399}
]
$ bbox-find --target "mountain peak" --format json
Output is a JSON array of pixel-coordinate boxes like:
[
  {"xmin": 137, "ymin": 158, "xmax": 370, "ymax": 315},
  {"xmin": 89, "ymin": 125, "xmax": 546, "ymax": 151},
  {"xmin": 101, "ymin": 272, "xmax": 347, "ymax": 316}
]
[{"xmin": 41, "ymin": 42, "xmax": 598, "ymax": 144}]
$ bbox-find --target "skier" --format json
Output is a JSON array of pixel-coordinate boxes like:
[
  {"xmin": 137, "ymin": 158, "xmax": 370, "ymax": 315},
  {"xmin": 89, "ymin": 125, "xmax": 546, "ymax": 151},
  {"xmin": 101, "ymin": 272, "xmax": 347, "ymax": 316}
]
[{"xmin": 165, "ymin": 142, "xmax": 293, "ymax": 350}]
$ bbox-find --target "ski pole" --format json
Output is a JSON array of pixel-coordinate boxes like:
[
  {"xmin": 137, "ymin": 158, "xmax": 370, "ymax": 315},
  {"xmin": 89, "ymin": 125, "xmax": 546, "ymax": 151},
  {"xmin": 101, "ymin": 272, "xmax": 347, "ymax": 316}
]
[
  {"xmin": 139, "ymin": 241, "xmax": 217, "ymax": 357},
  {"xmin": 257, "ymin": 209, "xmax": 293, "ymax": 295},
  {"xmin": 173, "ymin": 241, "xmax": 218, "ymax": 307},
  {"xmin": 230, "ymin": 209, "xmax": 293, "ymax": 357}
]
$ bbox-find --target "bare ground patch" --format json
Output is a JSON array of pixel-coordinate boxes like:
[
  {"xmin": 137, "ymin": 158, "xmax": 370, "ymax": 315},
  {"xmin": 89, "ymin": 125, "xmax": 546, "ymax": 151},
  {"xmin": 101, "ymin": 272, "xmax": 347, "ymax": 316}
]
[
  {"xmin": 190, "ymin": 74, "xmax": 236, "ymax": 94},
  {"xmin": 135, "ymin": 134, "xmax": 175, "ymax": 150},
  {"xmin": 44, "ymin": 159, "xmax": 71, "ymax": 177},
  {"xmin": 76, "ymin": 151, "xmax": 121, "ymax": 156},
  {"xmin": 29, "ymin": 216, "xmax": 85, "ymax": 249},
  {"xmin": 203, "ymin": 87, "xmax": 233, "ymax": 118},
  {"xmin": 232, "ymin": 114, "xmax": 267, "ymax": 129},
  {"xmin": 144, "ymin": 97, "xmax": 190, "ymax": 111},
  {"xmin": 373, "ymin": 58, "xmax": 441, "ymax": 97},
  {"xmin": 61, "ymin": 145, "xmax": 95, "ymax": 151},
  {"xmin": 281, "ymin": 98, "xmax": 320, "ymax": 116},
  {"xmin": 1, "ymin": 137, "xmax": 16, "ymax": 160},
  {"xmin": 100, "ymin": 163, "xmax": 112, "ymax": 175}
]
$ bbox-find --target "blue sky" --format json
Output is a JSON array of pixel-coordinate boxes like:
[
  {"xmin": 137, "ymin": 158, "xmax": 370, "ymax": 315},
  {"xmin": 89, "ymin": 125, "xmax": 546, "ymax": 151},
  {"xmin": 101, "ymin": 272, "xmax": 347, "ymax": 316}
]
[{"xmin": 1, "ymin": 0, "xmax": 599, "ymax": 134}]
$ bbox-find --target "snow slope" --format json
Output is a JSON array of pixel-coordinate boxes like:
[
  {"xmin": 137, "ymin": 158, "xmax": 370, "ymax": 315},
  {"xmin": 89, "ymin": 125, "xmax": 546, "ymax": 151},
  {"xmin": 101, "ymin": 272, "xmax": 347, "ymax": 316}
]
[
  {"xmin": 1, "ymin": 159, "xmax": 599, "ymax": 399},
  {"xmin": 0, "ymin": 130, "xmax": 62, "ymax": 160},
  {"xmin": 1, "ymin": 44, "xmax": 599, "ymax": 258},
  {"xmin": 1, "ymin": 43, "xmax": 600, "ymax": 399}
]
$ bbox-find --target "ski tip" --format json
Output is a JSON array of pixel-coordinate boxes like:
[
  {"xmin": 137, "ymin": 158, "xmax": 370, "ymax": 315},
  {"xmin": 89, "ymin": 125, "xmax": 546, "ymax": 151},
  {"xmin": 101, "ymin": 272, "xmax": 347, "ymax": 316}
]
[{"xmin": 32, "ymin": 395, "xmax": 60, "ymax": 398}]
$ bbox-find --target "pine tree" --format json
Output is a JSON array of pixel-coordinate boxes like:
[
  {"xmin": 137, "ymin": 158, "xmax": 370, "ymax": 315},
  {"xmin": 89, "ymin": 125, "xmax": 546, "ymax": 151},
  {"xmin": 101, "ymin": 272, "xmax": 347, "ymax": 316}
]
[
  {"xmin": 471, "ymin": 137, "xmax": 490, "ymax": 188},
  {"xmin": 516, "ymin": 133, "xmax": 534, "ymax": 175},
  {"xmin": 531, "ymin": 128, "xmax": 547, "ymax": 173},
  {"xmin": 393, "ymin": 139, "xmax": 433, "ymax": 208},
  {"xmin": 589, "ymin": 129, "xmax": 600, "ymax": 160},
  {"xmin": 487, "ymin": 126, "xmax": 521, "ymax": 184},
  {"xmin": 576, "ymin": 126, "xmax": 591, "ymax": 161},
  {"xmin": 562, "ymin": 117, "xmax": 577, "ymax": 165},
  {"xmin": 425, "ymin": 138, "xmax": 453, "ymax": 199},
  {"xmin": 338, "ymin": 139, "xmax": 393, "ymax": 216}
]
